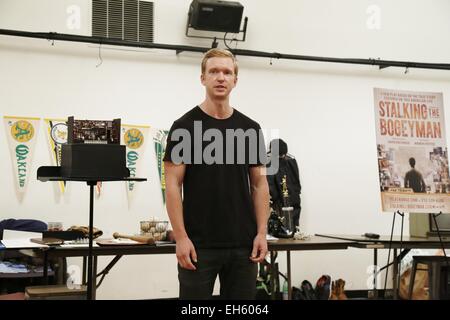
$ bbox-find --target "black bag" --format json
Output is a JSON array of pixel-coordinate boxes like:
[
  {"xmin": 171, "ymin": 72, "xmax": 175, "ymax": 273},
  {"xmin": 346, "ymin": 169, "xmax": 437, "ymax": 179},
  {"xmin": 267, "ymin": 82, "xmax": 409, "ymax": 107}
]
[{"xmin": 266, "ymin": 139, "xmax": 302, "ymax": 229}]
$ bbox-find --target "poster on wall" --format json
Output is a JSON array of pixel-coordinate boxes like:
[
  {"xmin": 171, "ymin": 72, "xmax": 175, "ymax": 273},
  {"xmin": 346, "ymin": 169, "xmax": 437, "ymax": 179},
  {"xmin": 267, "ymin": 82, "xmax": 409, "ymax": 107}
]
[
  {"xmin": 121, "ymin": 123, "xmax": 150, "ymax": 204},
  {"xmin": 44, "ymin": 118, "xmax": 68, "ymax": 194},
  {"xmin": 3, "ymin": 116, "xmax": 40, "ymax": 196},
  {"xmin": 153, "ymin": 129, "xmax": 168, "ymax": 204},
  {"xmin": 374, "ymin": 88, "xmax": 450, "ymax": 213}
]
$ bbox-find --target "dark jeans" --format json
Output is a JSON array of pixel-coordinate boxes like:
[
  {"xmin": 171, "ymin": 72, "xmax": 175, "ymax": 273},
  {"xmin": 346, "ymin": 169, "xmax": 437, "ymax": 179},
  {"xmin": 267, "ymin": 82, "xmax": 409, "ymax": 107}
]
[{"xmin": 178, "ymin": 248, "xmax": 257, "ymax": 300}]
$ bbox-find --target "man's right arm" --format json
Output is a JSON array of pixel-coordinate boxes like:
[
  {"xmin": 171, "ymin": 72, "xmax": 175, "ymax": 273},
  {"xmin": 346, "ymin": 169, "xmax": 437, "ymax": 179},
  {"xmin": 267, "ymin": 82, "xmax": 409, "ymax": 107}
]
[{"xmin": 164, "ymin": 161, "xmax": 197, "ymax": 270}]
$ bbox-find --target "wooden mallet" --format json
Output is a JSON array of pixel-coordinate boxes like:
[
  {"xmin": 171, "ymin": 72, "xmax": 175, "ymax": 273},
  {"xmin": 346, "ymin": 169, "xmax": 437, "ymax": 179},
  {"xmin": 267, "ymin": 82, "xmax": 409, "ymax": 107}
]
[{"xmin": 113, "ymin": 232, "xmax": 154, "ymax": 245}]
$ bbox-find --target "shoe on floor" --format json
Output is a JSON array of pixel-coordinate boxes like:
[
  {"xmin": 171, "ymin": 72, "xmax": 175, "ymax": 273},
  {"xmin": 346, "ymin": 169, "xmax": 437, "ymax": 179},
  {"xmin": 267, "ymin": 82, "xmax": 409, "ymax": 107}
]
[
  {"xmin": 300, "ymin": 280, "xmax": 316, "ymax": 300},
  {"xmin": 335, "ymin": 279, "xmax": 348, "ymax": 300},
  {"xmin": 315, "ymin": 274, "xmax": 331, "ymax": 300}
]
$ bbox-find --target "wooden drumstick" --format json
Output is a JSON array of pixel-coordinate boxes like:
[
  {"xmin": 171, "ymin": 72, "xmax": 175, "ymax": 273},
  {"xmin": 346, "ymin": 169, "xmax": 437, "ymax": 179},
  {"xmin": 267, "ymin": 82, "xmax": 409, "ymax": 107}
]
[{"xmin": 113, "ymin": 232, "xmax": 154, "ymax": 244}]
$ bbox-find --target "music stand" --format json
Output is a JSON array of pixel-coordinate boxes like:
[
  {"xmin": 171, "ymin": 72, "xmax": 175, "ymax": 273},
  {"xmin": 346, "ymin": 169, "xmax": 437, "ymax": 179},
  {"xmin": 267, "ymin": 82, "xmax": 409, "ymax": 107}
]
[{"xmin": 37, "ymin": 166, "xmax": 146, "ymax": 300}]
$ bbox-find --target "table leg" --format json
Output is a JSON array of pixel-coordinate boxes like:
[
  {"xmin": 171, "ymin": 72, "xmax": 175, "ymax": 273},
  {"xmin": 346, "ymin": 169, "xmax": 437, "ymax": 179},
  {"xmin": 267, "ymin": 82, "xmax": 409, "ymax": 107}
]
[
  {"xmin": 393, "ymin": 249, "xmax": 398, "ymax": 299},
  {"xmin": 43, "ymin": 251, "xmax": 48, "ymax": 284},
  {"xmin": 287, "ymin": 250, "xmax": 292, "ymax": 300},
  {"xmin": 270, "ymin": 251, "xmax": 276, "ymax": 300},
  {"xmin": 92, "ymin": 256, "xmax": 98, "ymax": 300},
  {"xmin": 82, "ymin": 256, "xmax": 87, "ymax": 285},
  {"xmin": 87, "ymin": 182, "xmax": 95, "ymax": 300},
  {"xmin": 373, "ymin": 248, "xmax": 378, "ymax": 299}
]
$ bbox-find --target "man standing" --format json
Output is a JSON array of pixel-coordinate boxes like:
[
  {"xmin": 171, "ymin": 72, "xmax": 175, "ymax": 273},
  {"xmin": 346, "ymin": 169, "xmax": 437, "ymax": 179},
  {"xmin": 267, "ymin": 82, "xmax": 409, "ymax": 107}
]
[{"xmin": 163, "ymin": 49, "xmax": 270, "ymax": 299}]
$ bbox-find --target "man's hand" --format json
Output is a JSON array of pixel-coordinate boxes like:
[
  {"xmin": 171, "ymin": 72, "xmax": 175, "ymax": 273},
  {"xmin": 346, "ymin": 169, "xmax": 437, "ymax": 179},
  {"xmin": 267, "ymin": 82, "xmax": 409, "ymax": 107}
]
[
  {"xmin": 176, "ymin": 236, "xmax": 198, "ymax": 270},
  {"xmin": 250, "ymin": 233, "xmax": 268, "ymax": 263}
]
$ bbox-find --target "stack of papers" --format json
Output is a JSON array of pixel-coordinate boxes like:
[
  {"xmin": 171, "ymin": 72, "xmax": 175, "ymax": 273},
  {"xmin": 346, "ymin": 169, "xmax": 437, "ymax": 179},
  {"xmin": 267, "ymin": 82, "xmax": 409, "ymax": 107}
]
[
  {"xmin": 0, "ymin": 239, "xmax": 48, "ymax": 249},
  {"xmin": 155, "ymin": 241, "xmax": 175, "ymax": 246},
  {"xmin": 1, "ymin": 229, "xmax": 48, "ymax": 249}
]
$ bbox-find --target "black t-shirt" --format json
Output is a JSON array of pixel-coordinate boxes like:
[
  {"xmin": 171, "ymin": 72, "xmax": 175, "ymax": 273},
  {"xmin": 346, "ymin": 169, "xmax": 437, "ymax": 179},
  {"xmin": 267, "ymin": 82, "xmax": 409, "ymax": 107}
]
[{"xmin": 163, "ymin": 106, "xmax": 266, "ymax": 249}]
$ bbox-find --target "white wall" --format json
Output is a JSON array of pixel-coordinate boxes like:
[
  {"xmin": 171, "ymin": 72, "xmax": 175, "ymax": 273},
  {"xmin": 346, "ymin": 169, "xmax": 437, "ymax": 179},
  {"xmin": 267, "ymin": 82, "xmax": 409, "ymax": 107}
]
[{"xmin": 1, "ymin": 0, "xmax": 449, "ymax": 299}]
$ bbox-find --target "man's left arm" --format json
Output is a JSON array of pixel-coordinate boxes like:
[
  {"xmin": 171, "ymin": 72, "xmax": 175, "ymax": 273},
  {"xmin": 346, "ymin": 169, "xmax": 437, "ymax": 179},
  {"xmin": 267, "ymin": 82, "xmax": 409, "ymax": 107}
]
[{"xmin": 249, "ymin": 165, "xmax": 270, "ymax": 263}]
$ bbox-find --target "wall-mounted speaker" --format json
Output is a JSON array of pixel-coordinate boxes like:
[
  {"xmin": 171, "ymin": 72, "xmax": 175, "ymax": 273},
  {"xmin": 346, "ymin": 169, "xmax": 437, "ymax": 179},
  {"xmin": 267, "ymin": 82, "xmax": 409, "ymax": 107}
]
[{"xmin": 188, "ymin": 0, "xmax": 244, "ymax": 33}]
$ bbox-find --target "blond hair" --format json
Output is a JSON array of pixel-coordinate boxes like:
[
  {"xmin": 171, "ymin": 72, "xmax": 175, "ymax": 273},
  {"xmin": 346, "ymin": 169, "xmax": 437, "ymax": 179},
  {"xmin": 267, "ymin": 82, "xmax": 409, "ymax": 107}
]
[{"xmin": 201, "ymin": 48, "xmax": 238, "ymax": 76}]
